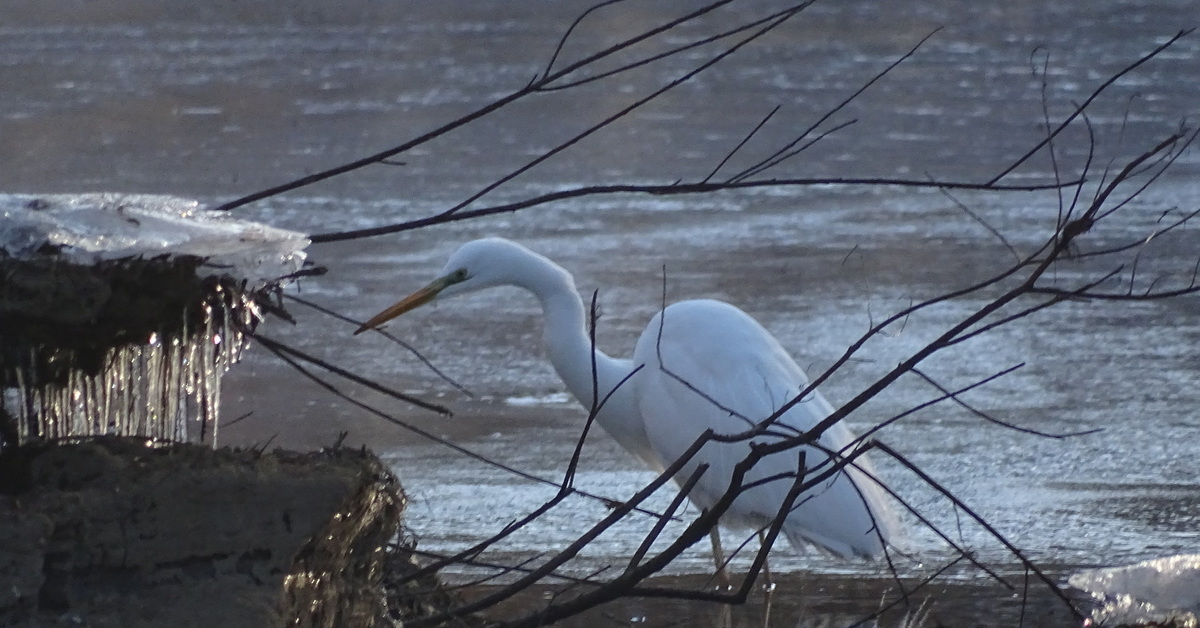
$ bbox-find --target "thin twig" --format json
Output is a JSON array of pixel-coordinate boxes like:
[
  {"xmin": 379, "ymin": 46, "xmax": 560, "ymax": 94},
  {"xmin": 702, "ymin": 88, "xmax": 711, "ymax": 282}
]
[
  {"xmin": 309, "ymin": 177, "xmax": 1080, "ymax": 243},
  {"xmin": 987, "ymin": 29, "xmax": 1192, "ymax": 184},
  {"xmin": 910, "ymin": 367, "xmax": 1102, "ymax": 439},
  {"xmin": 284, "ymin": 292, "xmax": 474, "ymax": 397}
]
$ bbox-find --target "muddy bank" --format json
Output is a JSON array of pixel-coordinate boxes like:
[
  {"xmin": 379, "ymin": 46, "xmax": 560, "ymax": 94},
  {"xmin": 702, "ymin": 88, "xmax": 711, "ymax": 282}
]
[{"xmin": 0, "ymin": 438, "xmax": 412, "ymax": 628}]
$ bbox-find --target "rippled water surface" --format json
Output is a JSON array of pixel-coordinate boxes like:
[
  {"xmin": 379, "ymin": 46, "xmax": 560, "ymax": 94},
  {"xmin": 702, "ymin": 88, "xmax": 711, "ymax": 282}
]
[{"xmin": 3, "ymin": 1, "xmax": 1199, "ymax": 625}]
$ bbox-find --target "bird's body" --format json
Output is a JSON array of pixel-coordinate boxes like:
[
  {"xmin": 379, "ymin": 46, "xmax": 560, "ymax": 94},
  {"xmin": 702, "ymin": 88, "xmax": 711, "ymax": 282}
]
[
  {"xmin": 634, "ymin": 299, "xmax": 891, "ymax": 557},
  {"xmin": 357, "ymin": 237, "xmax": 895, "ymax": 560}
]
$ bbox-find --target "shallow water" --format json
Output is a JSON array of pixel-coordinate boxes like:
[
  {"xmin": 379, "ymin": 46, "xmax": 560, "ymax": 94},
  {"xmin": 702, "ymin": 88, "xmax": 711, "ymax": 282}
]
[{"xmin": 3, "ymin": 1, "xmax": 1199, "ymax": 625}]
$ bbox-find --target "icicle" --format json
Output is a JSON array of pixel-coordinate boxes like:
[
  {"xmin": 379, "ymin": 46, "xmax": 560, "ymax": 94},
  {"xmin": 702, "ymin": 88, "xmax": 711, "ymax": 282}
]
[
  {"xmin": 14, "ymin": 367, "xmax": 27, "ymax": 443},
  {"xmin": 6, "ymin": 277, "xmax": 272, "ymax": 447}
]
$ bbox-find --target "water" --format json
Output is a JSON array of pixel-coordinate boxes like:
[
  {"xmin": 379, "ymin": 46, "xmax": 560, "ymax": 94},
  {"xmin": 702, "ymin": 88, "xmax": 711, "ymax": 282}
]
[{"xmin": 2, "ymin": 1, "xmax": 1199, "ymax": 625}]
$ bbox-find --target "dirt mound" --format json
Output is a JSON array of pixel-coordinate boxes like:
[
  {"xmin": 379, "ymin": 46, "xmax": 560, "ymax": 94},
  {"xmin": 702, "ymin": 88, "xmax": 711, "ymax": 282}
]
[{"xmin": 0, "ymin": 438, "xmax": 408, "ymax": 628}]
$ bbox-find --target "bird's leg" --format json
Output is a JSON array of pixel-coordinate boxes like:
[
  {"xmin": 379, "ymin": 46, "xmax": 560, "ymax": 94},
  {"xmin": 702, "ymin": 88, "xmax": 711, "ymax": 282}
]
[
  {"xmin": 713, "ymin": 604, "xmax": 732, "ymax": 628},
  {"xmin": 757, "ymin": 531, "xmax": 775, "ymax": 591},
  {"xmin": 709, "ymin": 527, "xmax": 731, "ymax": 589},
  {"xmin": 760, "ymin": 585, "xmax": 774, "ymax": 628},
  {"xmin": 756, "ymin": 531, "xmax": 776, "ymax": 628}
]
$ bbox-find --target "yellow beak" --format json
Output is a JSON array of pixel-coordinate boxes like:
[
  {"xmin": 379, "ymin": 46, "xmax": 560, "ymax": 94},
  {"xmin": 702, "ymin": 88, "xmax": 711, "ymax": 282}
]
[{"xmin": 353, "ymin": 276, "xmax": 451, "ymax": 335}]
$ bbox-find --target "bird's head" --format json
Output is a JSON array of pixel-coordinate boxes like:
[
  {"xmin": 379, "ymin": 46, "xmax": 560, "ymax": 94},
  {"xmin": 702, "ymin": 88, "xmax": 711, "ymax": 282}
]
[{"xmin": 353, "ymin": 238, "xmax": 541, "ymax": 335}]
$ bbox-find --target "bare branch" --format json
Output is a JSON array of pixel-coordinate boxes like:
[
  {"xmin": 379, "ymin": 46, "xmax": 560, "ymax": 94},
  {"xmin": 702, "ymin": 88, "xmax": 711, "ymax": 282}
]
[
  {"xmin": 283, "ymin": 293, "xmax": 474, "ymax": 398},
  {"xmin": 910, "ymin": 367, "xmax": 1103, "ymax": 439},
  {"xmin": 309, "ymin": 176, "xmax": 1078, "ymax": 243},
  {"xmin": 728, "ymin": 27, "xmax": 943, "ymax": 183},
  {"xmin": 987, "ymin": 29, "xmax": 1193, "ymax": 184},
  {"xmin": 702, "ymin": 104, "xmax": 781, "ymax": 184}
]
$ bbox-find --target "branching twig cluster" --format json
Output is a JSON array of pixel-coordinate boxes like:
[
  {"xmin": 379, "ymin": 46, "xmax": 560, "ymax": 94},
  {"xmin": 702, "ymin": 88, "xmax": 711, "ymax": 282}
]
[{"xmin": 214, "ymin": 4, "xmax": 1196, "ymax": 626}]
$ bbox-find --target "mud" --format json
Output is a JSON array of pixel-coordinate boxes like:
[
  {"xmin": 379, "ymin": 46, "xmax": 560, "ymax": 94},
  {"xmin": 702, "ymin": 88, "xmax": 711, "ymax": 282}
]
[
  {"xmin": 0, "ymin": 438, "xmax": 405, "ymax": 628},
  {"xmin": 0, "ymin": 255, "xmax": 224, "ymax": 384}
]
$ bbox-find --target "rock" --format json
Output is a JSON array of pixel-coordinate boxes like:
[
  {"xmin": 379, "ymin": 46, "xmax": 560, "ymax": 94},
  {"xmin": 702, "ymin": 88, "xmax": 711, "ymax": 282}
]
[{"xmin": 0, "ymin": 438, "xmax": 404, "ymax": 628}]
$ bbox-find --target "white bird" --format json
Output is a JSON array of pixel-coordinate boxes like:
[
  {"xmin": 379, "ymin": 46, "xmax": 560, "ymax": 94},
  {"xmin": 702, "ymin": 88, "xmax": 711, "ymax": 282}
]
[{"xmin": 356, "ymin": 237, "xmax": 896, "ymax": 571}]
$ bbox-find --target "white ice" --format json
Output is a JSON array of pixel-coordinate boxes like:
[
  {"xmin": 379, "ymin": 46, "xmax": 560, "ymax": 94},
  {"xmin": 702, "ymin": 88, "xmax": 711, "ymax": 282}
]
[
  {"xmin": 0, "ymin": 193, "xmax": 308, "ymax": 287},
  {"xmin": 1069, "ymin": 554, "xmax": 1200, "ymax": 627},
  {"xmin": 503, "ymin": 392, "xmax": 573, "ymax": 406}
]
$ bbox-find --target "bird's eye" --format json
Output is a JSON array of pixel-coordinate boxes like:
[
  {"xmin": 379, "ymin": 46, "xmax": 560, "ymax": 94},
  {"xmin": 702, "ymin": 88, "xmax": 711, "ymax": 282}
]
[{"xmin": 450, "ymin": 268, "xmax": 469, "ymax": 282}]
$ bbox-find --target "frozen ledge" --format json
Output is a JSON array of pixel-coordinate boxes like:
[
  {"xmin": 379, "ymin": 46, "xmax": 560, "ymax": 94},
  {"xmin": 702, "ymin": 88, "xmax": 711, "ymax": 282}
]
[{"xmin": 0, "ymin": 193, "xmax": 308, "ymax": 288}]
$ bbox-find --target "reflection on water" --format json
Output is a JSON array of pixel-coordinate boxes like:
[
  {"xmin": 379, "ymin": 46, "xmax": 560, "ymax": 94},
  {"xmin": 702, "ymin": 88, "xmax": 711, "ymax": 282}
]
[{"xmin": 3, "ymin": 0, "xmax": 1199, "ymax": 624}]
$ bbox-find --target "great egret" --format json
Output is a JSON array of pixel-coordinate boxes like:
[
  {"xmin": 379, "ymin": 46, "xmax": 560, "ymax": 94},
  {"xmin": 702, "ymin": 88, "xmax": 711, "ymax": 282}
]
[{"xmin": 356, "ymin": 237, "xmax": 895, "ymax": 570}]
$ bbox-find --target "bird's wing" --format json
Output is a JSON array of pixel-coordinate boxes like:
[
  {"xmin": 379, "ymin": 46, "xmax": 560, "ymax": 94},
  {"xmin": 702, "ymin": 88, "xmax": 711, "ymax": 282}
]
[{"xmin": 631, "ymin": 299, "xmax": 890, "ymax": 558}]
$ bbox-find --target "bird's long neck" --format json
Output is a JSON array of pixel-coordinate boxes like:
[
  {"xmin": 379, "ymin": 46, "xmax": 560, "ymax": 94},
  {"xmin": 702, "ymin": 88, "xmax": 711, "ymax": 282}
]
[
  {"xmin": 521, "ymin": 262, "xmax": 628, "ymax": 407},
  {"xmin": 503, "ymin": 246, "xmax": 656, "ymax": 466}
]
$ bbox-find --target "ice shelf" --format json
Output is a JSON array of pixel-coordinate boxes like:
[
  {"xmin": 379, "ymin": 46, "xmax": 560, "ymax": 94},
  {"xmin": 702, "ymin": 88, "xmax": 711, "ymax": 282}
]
[
  {"xmin": 1070, "ymin": 554, "xmax": 1200, "ymax": 627},
  {"xmin": 0, "ymin": 193, "xmax": 308, "ymax": 287},
  {"xmin": 0, "ymin": 193, "xmax": 310, "ymax": 446}
]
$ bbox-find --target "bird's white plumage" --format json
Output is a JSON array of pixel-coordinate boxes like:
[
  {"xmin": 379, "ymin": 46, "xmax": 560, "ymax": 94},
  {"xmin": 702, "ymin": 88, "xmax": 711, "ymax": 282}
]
[
  {"xmin": 633, "ymin": 299, "xmax": 890, "ymax": 557},
  {"xmin": 363, "ymin": 238, "xmax": 896, "ymax": 560}
]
